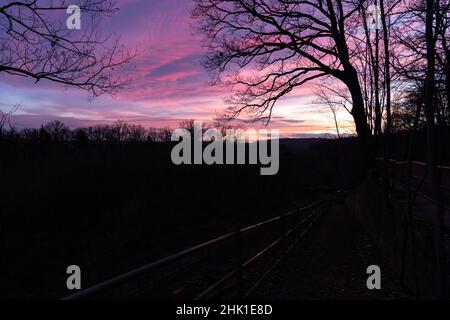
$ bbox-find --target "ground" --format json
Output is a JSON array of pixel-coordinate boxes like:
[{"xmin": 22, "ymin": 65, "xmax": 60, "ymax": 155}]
[{"xmin": 249, "ymin": 203, "xmax": 410, "ymax": 300}]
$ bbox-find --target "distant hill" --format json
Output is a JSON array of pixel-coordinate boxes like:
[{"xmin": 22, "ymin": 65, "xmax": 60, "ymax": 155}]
[{"xmin": 279, "ymin": 138, "xmax": 327, "ymax": 152}]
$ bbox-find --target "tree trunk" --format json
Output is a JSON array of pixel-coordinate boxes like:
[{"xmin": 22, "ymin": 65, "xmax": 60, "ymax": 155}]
[
  {"xmin": 380, "ymin": 0, "xmax": 391, "ymax": 135},
  {"xmin": 374, "ymin": 0, "xmax": 382, "ymax": 141},
  {"xmin": 380, "ymin": 0, "xmax": 392, "ymax": 199},
  {"xmin": 446, "ymin": 65, "xmax": 450, "ymax": 122},
  {"xmin": 346, "ymin": 70, "xmax": 373, "ymax": 171},
  {"xmin": 425, "ymin": 0, "xmax": 447, "ymax": 298}
]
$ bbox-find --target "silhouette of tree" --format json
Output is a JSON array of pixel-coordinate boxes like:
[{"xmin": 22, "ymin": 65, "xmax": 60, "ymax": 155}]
[
  {"xmin": 179, "ymin": 119, "xmax": 196, "ymax": 135},
  {"xmin": 0, "ymin": 104, "xmax": 18, "ymax": 134},
  {"xmin": 43, "ymin": 120, "xmax": 71, "ymax": 141},
  {"xmin": 313, "ymin": 82, "xmax": 351, "ymax": 139},
  {"xmin": 147, "ymin": 127, "xmax": 172, "ymax": 142},
  {"xmin": 0, "ymin": 0, "xmax": 136, "ymax": 96},
  {"xmin": 193, "ymin": 0, "xmax": 373, "ymax": 157},
  {"xmin": 107, "ymin": 120, "xmax": 130, "ymax": 142},
  {"xmin": 424, "ymin": 0, "xmax": 447, "ymax": 298},
  {"xmin": 127, "ymin": 124, "xmax": 147, "ymax": 141},
  {"xmin": 391, "ymin": 91, "xmax": 425, "ymax": 132},
  {"xmin": 73, "ymin": 127, "xmax": 89, "ymax": 145}
]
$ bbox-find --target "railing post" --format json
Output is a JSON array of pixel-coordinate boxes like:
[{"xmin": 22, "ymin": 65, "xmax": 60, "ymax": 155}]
[
  {"xmin": 280, "ymin": 212, "xmax": 286, "ymax": 240},
  {"xmin": 391, "ymin": 160, "xmax": 396, "ymax": 191},
  {"xmin": 234, "ymin": 226, "xmax": 243, "ymax": 296},
  {"xmin": 296, "ymin": 209, "xmax": 302, "ymax": 240},
  {"xmin": 438, "ymin": 166, "xmax": 442, "ymax": 189}
]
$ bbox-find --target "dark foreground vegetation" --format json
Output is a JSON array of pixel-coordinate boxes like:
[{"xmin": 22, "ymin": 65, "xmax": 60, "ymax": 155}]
[
  {"xmin": 0, "ymin": 121, "xmax": 356, "ymax": 299},
  {"xmin": 1, "ymin": 120, "xmax": 449, "ymax": 298}
]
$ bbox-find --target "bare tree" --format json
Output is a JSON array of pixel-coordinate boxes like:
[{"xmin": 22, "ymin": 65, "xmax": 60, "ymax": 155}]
[
  {"xmin": 313, "ymin": 80, "xmax": 353, "ymax": 139},
  {"xmin": 373, "ymin": 0, "xmax": 382, "ymax": 138},
  {"xmin": 158, "ymin": 128, "xmax": 173, "ymax": 142},
  {"xmin": 179, "ymin": 119, "xmax": 196, "ymax": 135},
  {"xmin": 107, "ymin": 120, "xmax": 130, "ymax": 142},
  {"xmin": 147, "ymin": 127, "xmax": 172, "ymax": 142},
  {"xmin": 435, "ymin": 0, "xmax": 450, "ymax": 123},
  {"xmin": 42, "ymin": 120, "xmax": 71, "ymax": 141},
  {"xmin": 127, "ymin": 124, "xmax": 147, "ymax": 141},
  {"xmin": 193, "ymin": 0, "xmax": 373, "ymax": 161},
  {"xmin": 358, "ymin": 0, "xmax": 376, "ymax": 133},
  {"xmin": 0, "ymin": 0, "xmax": 136, "ymax": 96},
  {"xmin": 391, "ymin": 90, "xmax": 425, "ymax": 132},
  {"xmin": 0, "ymin": 104, "xmax": 19, "ymax": 133},
  {"xmin": 424, "ymin": 0, "xmax": 447, "ymax": 298},
  {"xmin": 380, "ymin": 0, "xmax": 393, "ymax": 135}
]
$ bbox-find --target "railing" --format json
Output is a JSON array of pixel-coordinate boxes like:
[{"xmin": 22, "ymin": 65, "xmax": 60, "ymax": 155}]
[
  {"xmin": 374, "ymin": 157, "xmax": 450, "ymax": 211},
  {"xmin": 62, "ymin": 199, "xmax": 331, "ymax": 300}
]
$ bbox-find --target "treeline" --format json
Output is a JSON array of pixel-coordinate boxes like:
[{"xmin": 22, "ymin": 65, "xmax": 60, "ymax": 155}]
[{"xmin": 0, "ymin": 120, "xmax": 173, "ymax": 143}]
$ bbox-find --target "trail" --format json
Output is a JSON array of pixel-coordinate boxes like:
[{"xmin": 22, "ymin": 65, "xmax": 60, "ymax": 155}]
[{"xmin": 249, "ymin": 203, "xmax": 409, "ymax": 299}]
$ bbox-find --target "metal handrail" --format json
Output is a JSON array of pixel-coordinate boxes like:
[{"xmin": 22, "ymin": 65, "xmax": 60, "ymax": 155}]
[
  {"xmin": 195, "ymin": 206, "xmax": 325, "ymax": 300},
  {"xmin": 373, "ymin": 158, "xmax": 450, "ymax": 212},
  {"xmin": 62, "ymin": 199, "xmax": 326, "ymax": 300},
  {"xmin": 374, "ymin": 157, "xmax": 450, "ymax": 171}
]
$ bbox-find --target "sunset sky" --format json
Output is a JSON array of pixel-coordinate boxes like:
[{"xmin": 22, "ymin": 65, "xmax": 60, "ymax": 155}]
[{"xmin": 0, "ymin": 0, "xmax": 354, "ymax": 137}]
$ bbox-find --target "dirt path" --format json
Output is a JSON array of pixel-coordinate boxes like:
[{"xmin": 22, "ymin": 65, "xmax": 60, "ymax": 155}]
[{"xmin": 249, "ymin": 203, "xmax": 410, "ymax": 299}]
